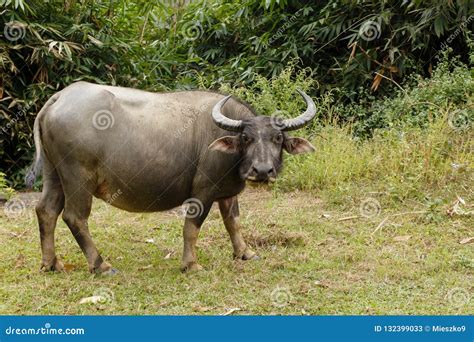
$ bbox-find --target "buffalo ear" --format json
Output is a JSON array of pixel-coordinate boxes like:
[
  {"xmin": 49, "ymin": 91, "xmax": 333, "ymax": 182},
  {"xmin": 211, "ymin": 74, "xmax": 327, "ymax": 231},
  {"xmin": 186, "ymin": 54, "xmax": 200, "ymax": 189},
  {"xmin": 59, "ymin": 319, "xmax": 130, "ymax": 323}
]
[
  {"xmin": 209, "ymin": 136, "xmax": 240, "ymax": 154},
  {"xmin": 284, "ymin": 137, "xmax": 315, "ymax": 154}
]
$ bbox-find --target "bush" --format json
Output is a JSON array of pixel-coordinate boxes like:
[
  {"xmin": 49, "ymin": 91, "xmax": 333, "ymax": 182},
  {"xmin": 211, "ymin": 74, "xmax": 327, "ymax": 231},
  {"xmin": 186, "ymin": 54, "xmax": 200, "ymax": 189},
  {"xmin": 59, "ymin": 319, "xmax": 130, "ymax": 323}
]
[
  {"xmin": 181, "ymin": 0, "xmax": 472, "ymax": 95},
  {"xmin": 0, "ymin": 172, "xmax": 14, "ymax": 200},
  {"xmin": 220, "ymin": 62, "xmax": 320, "ymax": 119},
  {"xmin": 334, "ymin": 50, "xmax": 473, "ymax": 137},
  {"xmin": 0, "ymin": 0, "xmax": 151, "ymax": 187}
]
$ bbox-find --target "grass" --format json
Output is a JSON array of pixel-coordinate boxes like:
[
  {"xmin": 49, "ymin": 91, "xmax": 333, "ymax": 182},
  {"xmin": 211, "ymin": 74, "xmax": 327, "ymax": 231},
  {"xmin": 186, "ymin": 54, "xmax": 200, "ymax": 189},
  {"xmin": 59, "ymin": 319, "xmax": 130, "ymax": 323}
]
[
  {"xmin": 278, "ymin": 115, "xmax": 472, "ymax": 196},
  {"xmin": 0, "ymin": 117, "xmax": 472, "ymax": 315}
]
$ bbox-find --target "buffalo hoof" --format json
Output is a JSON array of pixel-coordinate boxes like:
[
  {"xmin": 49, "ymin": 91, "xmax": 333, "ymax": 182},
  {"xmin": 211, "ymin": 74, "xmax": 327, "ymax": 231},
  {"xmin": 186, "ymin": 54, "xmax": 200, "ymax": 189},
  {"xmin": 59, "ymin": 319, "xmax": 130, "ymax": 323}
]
[
  {"xmin": 91, "ymin": 261, "xmax": 117, "ymax": 275},
  {"xmin": 40, "ymin": 258, "xmax": 65, "ymax": 272},
  {"xmin": 236, "ymin": 249, "xmax": 260, "ymax": 261},
  {"xmin": 181, "ymin": 262, "xmax": 204, "ymax": 273},
  {"xmin": 101, "ymin": 268, "xmax": 119, "ymax": 276}
]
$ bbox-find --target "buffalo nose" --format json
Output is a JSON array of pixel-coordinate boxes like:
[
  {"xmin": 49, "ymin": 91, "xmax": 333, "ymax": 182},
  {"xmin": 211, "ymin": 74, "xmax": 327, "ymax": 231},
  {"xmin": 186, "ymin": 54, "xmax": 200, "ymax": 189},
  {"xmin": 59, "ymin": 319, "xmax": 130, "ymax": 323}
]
[{"xmin": 251, "ymin": 163, "xmax": 274, "ymax": 180}]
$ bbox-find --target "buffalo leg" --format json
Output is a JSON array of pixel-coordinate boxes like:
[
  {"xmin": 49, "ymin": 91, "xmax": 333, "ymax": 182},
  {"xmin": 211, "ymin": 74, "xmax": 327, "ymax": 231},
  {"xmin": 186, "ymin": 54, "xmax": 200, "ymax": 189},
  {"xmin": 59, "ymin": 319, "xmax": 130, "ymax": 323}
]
[
  {"xmin": 60, "ymin": 167, "xmax": 113, "ymax": 274},
  {"xmin": 218, "ymin": 196, "xmax": 258, "ymax": 260},
  {"xmin": 35, "ymin": 159, "xmax": 65, "ymax": 271},
  {"xmin": 181, "ymin": 218, "xmax": 203, "ymax": 272},
  {"xmin": 180, "ymin": 202, "xmax": 211, "ymax": 272}
]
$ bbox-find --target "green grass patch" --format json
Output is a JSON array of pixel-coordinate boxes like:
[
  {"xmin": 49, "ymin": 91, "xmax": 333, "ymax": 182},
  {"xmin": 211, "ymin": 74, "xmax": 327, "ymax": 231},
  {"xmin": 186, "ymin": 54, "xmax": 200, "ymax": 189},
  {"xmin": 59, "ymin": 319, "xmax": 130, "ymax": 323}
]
[{"xmin": 277, "ymin": 115, "xmax": 472, "ymax": 206}]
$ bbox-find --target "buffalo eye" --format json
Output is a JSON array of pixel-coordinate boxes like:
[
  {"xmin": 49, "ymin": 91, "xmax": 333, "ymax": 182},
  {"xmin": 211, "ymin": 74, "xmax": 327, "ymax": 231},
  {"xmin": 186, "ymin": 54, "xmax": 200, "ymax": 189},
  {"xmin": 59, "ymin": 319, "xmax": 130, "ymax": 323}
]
[
  {"xmin": 241, "ymin": 133, "xmax": 252, "ymax": 144},
  {"xmin": 274, "ymin": 132, "xmax": 283, "ymax": 144}
]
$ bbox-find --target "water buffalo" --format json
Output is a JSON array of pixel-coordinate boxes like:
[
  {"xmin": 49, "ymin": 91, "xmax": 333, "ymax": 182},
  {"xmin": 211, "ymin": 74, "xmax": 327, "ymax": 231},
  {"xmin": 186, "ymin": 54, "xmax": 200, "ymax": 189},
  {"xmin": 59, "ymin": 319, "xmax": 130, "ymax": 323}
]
[{"xmin": 26, "ymin": 81, "xmax": 316, "ymax": 273}]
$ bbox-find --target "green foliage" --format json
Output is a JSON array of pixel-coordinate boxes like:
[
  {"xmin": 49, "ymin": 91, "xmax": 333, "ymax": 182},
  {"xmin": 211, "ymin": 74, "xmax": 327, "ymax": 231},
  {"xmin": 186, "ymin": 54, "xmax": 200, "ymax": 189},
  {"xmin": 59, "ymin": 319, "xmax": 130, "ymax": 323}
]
[
  {"xmin": 0, "ymin": 0, "xmax": 473, "ymax": 187},
  {"xmin": 179, "ymin": 0, "xmax": 472, "ymax": 93},
  {"xmin": 221, "ymin": 63, "xmax": 315, "ymax": 113},
  {"xmin": 335, "ymin": 50, "xmax": 474, "ymax": 136},
  {"xmin": 0, "ymin": 172, "xmax": 14, "ymax": 199},
  {"xmin": 0, "ymin": 0, "xmax": 141, "ymax": 185}
]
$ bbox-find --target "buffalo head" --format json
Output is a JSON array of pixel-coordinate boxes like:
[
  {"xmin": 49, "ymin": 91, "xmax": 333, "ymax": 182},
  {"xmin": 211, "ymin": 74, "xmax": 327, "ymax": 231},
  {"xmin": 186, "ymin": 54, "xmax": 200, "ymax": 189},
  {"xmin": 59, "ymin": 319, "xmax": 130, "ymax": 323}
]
[{"xmin": 209, "ymin": 90, "xmax": 316, "ymax": 182}]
